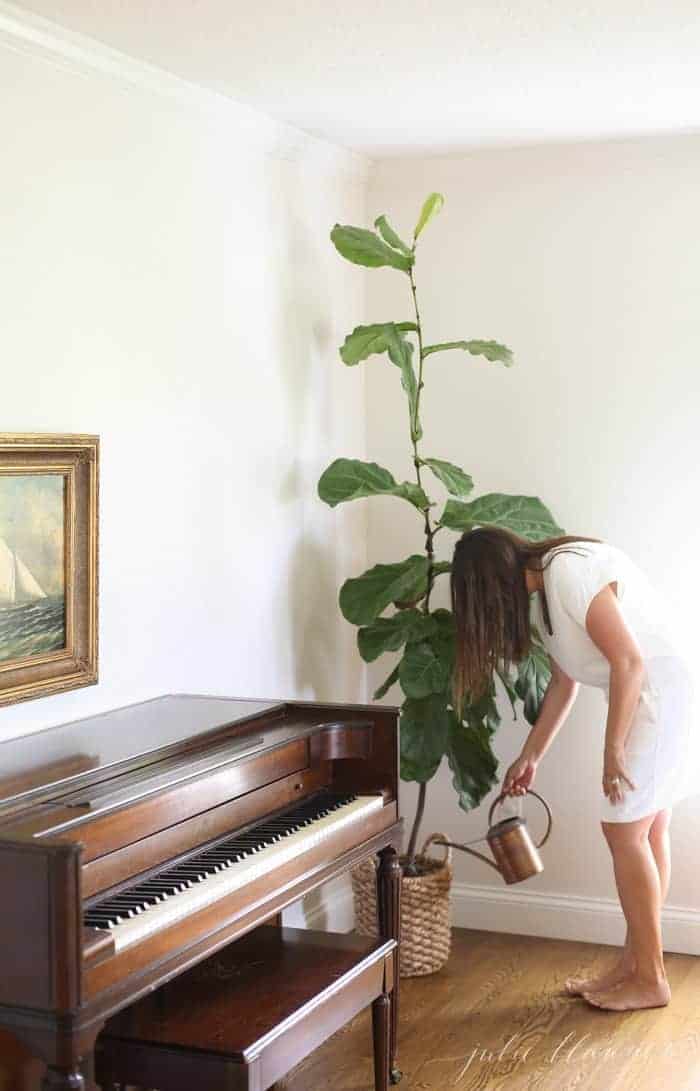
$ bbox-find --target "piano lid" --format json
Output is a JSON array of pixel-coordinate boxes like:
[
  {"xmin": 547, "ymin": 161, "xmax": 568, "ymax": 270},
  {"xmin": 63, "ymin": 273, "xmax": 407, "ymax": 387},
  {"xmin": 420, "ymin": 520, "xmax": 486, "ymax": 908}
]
[{"xmin": 0, "ymin": 694, "xmax": 282, "ymax": 809}]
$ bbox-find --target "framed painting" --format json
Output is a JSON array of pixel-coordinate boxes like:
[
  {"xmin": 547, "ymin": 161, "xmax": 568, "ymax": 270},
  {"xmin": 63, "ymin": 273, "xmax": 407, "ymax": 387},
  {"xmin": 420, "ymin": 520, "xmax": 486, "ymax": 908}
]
[{"xmin": 0, "ymin": 434, "xmax": 98, "ymax": 706}]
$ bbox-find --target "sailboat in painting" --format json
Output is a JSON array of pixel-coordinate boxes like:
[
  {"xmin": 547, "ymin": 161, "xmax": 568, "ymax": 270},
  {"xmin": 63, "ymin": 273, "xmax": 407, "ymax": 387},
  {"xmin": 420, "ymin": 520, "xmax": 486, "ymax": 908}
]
[
  {"xmin": 0, "ymin": 538, "xmax": 47, "ymax": 605},
  {"xmin": 0, "ymin": 537, "xmax": 64, "ymax": 662}
]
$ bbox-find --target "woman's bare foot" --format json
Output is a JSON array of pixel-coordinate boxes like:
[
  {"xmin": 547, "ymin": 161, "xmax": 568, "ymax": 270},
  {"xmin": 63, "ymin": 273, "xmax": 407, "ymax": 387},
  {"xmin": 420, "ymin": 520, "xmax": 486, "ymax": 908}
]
[
  {"xmin": 563, "ymin": 956, "xmax": 636, "ymax": 996},
  {"xmin": 582, "ymin": 975, "xmax": 671, "ymax": 1011}
]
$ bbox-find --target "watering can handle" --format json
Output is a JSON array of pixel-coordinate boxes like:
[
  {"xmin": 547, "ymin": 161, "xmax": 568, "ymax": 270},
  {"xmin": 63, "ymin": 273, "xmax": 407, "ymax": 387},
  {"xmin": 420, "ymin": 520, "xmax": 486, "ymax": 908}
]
[{"xmin": 488, "ymin": 788, "xmax": 553, "ymax": 849}]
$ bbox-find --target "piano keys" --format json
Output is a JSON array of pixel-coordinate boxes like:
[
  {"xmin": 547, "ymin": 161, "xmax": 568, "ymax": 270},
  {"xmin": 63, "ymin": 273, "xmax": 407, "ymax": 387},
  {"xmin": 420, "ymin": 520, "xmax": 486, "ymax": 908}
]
[{"xmin": 0, "ymin": 694, "xmax": 403, "ymax": 1089}]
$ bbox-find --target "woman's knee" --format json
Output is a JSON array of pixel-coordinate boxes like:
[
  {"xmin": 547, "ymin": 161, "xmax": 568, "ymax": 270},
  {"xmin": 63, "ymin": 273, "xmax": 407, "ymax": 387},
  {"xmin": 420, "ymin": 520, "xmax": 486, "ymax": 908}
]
[
  {"xmin": 648, "ymin": 807, "xmax": 672, "ymax": 843},
  {"xmin": 601, "ymin": 814, "xmax": 656, "ymax": 851}
]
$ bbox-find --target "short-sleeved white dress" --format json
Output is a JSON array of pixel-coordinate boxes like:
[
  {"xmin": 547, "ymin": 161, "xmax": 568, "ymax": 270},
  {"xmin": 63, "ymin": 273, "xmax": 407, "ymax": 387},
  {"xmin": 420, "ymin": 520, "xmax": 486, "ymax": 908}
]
[{"xmin": 532, "ymin": 540, "xmax": 699, "ymax": 822}]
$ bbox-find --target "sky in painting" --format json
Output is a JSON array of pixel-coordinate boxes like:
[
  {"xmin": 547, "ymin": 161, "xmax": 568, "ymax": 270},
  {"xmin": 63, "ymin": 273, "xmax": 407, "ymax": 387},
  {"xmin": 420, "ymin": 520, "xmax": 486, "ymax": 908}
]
[{"xmin": 0, "ymin": 473, "xmax": 65, "ymax": 596}]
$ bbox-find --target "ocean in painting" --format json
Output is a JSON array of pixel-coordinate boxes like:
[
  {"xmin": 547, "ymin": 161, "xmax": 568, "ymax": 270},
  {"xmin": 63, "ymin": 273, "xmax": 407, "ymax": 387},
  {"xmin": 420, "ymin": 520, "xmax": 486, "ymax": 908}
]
[
  {"xmin": 0, "ymin": 596, "xmax": 66, "ymax": 663},
  {"xmin": 0, "ymin": 473, "xmax": 66, "ymax": 665}
]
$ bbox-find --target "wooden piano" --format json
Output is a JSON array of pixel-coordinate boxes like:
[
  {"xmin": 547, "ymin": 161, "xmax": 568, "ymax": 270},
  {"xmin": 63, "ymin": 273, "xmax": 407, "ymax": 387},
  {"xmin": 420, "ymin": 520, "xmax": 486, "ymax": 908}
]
[{"xmin": 0, "ymin": 694, "xmax": 403, "ymax": 1089}]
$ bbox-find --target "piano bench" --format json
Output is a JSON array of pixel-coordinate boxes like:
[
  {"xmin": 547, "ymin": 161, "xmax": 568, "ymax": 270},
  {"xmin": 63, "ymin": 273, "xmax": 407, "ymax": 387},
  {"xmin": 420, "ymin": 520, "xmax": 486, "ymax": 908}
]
[{"xmin": 95, "ymin": 925, "xmax": 397, "ymax": 1091}]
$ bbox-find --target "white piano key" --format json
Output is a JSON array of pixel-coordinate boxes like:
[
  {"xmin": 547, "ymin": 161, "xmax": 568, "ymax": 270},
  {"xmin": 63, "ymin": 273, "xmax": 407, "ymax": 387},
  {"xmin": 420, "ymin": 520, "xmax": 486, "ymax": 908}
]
[{"xmin": 106, "ymin": 794, "xmax": 384, "ymax": 952}]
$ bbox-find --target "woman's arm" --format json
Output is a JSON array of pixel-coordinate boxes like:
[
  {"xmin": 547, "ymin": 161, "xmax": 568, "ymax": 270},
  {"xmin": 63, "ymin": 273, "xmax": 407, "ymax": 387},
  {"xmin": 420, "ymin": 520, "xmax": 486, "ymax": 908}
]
[
  {"xmin": 521, "ymin": 656, "xmax": 579, "ymax": 763},
  {"xmin": 584, "ymin": 583, "xmax": 644, "ymax": 803},
  {"xmin": 502, "ymin": 656, "xmax": 578, "ymax": 795}
]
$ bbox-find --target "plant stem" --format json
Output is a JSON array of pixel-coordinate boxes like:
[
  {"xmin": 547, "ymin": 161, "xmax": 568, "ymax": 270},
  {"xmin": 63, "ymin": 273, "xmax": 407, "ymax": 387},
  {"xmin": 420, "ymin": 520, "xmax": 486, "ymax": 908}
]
[
  {"xmin": 408, "ymin": 262, "xmax": 435, "ymax": 613},
  {"xmin": 405, "ymin": 781, "xmax": 427, "ymax": 872},
  {"xmin": 404, "ymin": 259, "xmax": 435, "ymax": 869}
]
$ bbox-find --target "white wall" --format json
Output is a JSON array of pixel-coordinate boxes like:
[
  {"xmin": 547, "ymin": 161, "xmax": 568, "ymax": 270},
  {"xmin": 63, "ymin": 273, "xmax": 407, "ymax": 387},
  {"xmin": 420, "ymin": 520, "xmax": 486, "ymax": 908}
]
[
  {"xmin": 0, "ymin": 17, "xmax": 369, "ymax": 743},
  {"xmin": 5, "ymin": 8, "xmax": 700, "ymax": 952},
  {"xmin": 366, "ymin": 137, "xmax": 700, "ymax": 945}
]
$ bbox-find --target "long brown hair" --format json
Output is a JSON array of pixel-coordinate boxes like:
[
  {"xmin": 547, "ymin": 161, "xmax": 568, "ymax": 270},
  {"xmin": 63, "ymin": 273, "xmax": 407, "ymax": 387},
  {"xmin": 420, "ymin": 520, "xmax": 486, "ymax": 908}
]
[{"xmin": 450, "ymin": 526, "xmax": 603, "ymax": 712}]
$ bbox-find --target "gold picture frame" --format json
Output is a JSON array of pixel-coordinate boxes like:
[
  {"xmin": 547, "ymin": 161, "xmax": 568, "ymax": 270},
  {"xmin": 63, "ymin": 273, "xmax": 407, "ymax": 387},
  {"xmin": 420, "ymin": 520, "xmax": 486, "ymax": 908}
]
[{"xmin": 0, "ymin": 434, "xmax": 98, "ymax": 706}]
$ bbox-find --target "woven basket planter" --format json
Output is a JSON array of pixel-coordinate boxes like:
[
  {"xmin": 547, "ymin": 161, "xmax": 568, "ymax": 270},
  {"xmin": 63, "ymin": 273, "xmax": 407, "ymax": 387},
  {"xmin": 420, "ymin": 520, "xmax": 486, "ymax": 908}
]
[{"xmin": 351, "ymin": 833, "xmax": 452, "ymax": 977}]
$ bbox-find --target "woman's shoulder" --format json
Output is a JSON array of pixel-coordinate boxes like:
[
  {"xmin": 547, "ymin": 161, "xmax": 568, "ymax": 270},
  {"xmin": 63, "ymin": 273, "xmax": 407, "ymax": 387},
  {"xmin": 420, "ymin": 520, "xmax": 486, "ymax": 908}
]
[
  {"xmin": 544, "ymin": 540, "xmax": 629, "ymax": 625},
  {"xmin": 545, "ymin": 539, "xmax": 613, "ymax": 574}
]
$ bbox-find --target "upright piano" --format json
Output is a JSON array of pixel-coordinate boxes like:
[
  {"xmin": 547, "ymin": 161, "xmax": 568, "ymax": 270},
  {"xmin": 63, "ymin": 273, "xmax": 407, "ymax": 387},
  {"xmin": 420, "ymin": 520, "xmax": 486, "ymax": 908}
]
[{"xmin": 0, "ymin": 694, "xmax": 403, "ymax": 1088}]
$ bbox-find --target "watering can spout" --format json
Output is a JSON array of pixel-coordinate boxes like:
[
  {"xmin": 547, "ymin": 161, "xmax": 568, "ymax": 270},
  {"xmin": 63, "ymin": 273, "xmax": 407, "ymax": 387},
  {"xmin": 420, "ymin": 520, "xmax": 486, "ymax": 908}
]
[
  {"xmin": 438, "ymin": 789, "xmax": 553, "ymax": 885},
  {"xmin": 451, "ymin": 844, "xmax": 502, "ymax": 873}
]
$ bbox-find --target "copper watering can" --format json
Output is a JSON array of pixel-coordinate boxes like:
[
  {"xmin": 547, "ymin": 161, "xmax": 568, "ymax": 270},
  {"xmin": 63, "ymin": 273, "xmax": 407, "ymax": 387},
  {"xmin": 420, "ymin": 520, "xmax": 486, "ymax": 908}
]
[{"xmin": 439, "ymin": 788, "xmax": 553, "ymax": 884}]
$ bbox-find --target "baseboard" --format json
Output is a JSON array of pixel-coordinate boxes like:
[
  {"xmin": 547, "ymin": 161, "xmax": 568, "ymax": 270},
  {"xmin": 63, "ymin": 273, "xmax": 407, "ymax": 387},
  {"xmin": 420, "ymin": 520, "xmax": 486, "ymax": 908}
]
[
  {"xmin": 451, "ymin": 880, "xmax": 700, "ymax": 955},
  {"xmin": 282, "ymin": 874, "xmax": 356, "ymax": 932},
  {"xmin": 282, "ymin": 877, "xmax": 700, "ymax": 956}
]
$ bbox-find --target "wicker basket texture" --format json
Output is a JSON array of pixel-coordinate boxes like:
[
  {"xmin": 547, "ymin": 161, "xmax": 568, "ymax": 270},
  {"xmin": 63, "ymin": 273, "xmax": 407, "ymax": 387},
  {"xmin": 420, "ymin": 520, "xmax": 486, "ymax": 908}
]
[{"xmin": 351, "ymin": 833, "xmax": 453, "ymax": 977}]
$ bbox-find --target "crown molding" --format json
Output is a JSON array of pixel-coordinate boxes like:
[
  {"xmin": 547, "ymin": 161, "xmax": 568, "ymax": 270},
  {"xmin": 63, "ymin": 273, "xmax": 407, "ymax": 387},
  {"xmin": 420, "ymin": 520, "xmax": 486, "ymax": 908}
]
[{"xmin": 0, "ymin": 0, "xmax": 370, "ymax": 179}]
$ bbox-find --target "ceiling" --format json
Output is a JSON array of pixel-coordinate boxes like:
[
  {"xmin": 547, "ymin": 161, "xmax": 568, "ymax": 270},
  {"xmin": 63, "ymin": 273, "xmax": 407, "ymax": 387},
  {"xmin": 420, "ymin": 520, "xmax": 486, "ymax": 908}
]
[{"xmin": 9, "ymin": 0, "xmax": 700, "ymax": 157}]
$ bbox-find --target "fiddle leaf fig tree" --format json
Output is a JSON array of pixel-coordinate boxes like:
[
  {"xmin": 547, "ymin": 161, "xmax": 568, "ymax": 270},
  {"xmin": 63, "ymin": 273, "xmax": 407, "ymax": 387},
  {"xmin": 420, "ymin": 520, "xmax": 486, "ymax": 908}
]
[{"xmin": 319, "ymin": 194, "xmax": 564, "ymax": 873}]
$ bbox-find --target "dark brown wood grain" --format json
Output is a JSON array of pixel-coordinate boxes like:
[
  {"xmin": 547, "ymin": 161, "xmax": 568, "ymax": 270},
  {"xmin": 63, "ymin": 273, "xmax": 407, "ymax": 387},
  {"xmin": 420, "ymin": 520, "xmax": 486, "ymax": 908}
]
[
  {"xmin": 95, "ymin": 926, "xmax": 396, "ymax": 1091},
  {"xmin": 377, "ymin": 845, "xmax": 403, "ymax": 1084},
  {"xmin": 5, "ymin": 739, "xmax": 310, "ymax": 860},
  {"xmin": 81, "ymin": 765, "xmax": 329, "ymax": 899},
  {"xmin": 0, "ymin": 840, "xmax": 81, "ymax": 1012}
]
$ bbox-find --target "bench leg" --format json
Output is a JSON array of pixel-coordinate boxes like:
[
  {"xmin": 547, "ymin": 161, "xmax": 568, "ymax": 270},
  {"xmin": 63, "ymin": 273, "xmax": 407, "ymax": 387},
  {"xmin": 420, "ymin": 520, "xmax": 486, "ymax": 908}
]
[
  {"xmin": 377, "ymin": 846, "xmax": 402, "ymax": 1084},
  {"xmin": 371, "ymin": 993, "xmax": 390, "ymax": 1091}
]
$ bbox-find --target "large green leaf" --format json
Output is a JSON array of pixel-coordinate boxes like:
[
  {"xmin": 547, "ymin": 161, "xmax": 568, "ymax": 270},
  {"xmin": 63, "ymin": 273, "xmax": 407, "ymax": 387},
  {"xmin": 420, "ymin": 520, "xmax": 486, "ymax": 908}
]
[
  {"xmin": 515, "ymin": 643, "xmax": 552, "ymax": 725},
  {"xmin": 465, "ymin": 680, "xmax": 502, "ymax": 734},
  {"xmin": 339, "ymin": 322, "xmax": 418, "ymax": 366},
  {"xmin": 496, "ymin": 666, "xmax": 519, "ymax": 721},
  {"xmin": 318, "ymin": 458, "xmax": 429, "ymax": 512},
  {"xmin": 422, "ymin": 458, "xmax": 474, "ymax": 497},
  {"xmin": 446, "ymin": 710, "xmax": 500, "ymax": 812},
  {"xmin": 339, "ymin": 555, "xmax": 430, "ymax": 626},
  {"xmin": 399, "ymin": 640, "xmax": 449, "ymax": 699},
  {"xmin": 413, "ymin": 193, "xmax": 444, "ymax": 240},
  {"xmin": 338, "ymin": 324, "xmax": 422, "ymax": 442},
  {"xmin": 438, "ymin": 493, "xmax": 564, "ymax": 540},
  {"xmin": 400, "ymin": 695, "xmax": 450, "ymax": 782},
  {"xmin": 373, "ymin": 664, "xmax": 400, "ymax": 700},
  {"xmin": 422, "ymin": 340, "xmax": 513, "ymax": 366},
  {"xmin": 431, "ymin": 561, "xmax": 452, "ymax": 577},
  {"xmin": 330, "ymin": 225, "xmax": 413, "ymax": 271},
  {"xmin": 428, "ymin": 608, "xmax": 457, "ymax": 672},
  {"xmin": 392, "ymin": 336, "xmax": 422, "ymax": 443},
  {"xmin": 374, "ymin": 215, "xmax": 413, "ymax": 257},
  {"xmin": 358, "ymin": 609, "xmax": 435, "ymax": 663}
]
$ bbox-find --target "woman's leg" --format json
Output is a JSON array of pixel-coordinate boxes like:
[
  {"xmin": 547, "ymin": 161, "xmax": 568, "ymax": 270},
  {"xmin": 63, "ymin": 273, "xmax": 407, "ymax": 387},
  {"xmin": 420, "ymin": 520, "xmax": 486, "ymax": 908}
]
[
  {"xmin": 564, "ymin": 807, "xmax": 673, "ymax": 997},
  {"xmin": 648, "ymin": 806, "xmax": 672, "ymax": 902},
  {"xmin": 616, "ymin": 806, "xmax": 672, "ymax": 974},
  {"xmin": 583, "ymin": 810, "xmax": 671, "ymax": 1010}
]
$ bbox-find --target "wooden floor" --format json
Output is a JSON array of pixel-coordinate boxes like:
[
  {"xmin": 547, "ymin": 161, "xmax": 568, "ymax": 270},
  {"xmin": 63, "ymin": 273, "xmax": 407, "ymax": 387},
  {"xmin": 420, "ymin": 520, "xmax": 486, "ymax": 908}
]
[{"xmin": 279, "ymin": 927, "xmax": 700, "ymax": 1091}]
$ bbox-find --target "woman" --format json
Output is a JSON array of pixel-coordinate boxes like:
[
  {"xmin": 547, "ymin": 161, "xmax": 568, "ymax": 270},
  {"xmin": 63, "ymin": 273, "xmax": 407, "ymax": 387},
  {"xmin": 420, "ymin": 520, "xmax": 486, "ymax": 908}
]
[{"xmin": 450, "ymin": 527, "xmax": 697, "ymax": 1012}]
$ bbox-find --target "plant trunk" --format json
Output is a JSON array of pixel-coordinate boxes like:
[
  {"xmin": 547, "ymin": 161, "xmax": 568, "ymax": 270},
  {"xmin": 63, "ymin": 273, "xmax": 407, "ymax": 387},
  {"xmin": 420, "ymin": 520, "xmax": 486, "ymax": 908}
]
[{"xmin": 404, "ymin": 781, "xmax": 428, "ymax": 874}]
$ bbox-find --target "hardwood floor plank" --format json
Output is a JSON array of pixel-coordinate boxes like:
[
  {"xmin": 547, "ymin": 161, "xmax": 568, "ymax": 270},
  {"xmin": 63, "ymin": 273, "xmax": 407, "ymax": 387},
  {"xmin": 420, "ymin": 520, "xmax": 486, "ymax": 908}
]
[{"xmin": 278, "ymin": 927, "xmax": 700, "ymax": 1091}]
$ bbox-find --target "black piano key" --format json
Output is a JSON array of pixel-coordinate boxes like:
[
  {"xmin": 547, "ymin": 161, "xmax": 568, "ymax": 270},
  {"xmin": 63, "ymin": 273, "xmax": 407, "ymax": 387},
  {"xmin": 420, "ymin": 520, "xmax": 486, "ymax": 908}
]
[
  {"xmin": 82, "ymin": 790, "xmax": 368, "ymax": 931},
  {"xmin": 85, "ymin": 912, "xmax": 125, "ymax": 927},
  {"xmin": 97, "ymin": 900, "xmax": 142, "ymax": 915}
]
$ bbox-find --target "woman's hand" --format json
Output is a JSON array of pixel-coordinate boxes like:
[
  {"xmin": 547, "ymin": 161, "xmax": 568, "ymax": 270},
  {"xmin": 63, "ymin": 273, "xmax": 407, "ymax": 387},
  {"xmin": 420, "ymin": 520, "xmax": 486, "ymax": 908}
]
[
  {"xmin": 502, "ymin": 753, "xmax": 539, "ymax": 798},
  {"xmin": 602, "ymin": 747, "xmax": 636, "ymax": 805}
]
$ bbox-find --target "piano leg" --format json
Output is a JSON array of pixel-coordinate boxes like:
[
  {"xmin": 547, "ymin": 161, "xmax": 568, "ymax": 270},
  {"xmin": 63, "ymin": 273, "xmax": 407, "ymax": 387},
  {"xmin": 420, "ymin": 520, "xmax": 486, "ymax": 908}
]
[
  {"xmin": 371, "ymin": 992, "xmax": 390, "ymax": 1091},
  {"xmin": 377, "ymin": 845, "xmax": 402, "ymax": 1085}
]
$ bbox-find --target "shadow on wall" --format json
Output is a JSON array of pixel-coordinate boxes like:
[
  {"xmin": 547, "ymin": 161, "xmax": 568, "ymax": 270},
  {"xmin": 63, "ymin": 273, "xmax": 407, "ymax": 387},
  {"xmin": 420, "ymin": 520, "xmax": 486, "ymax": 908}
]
[
  {"xmin": 285, "ymin": 535, "xmax": 342, "ymax": 702},
  {"xmin": 266, "ymin": 158, "xmax": 363, "ymax": 702}
]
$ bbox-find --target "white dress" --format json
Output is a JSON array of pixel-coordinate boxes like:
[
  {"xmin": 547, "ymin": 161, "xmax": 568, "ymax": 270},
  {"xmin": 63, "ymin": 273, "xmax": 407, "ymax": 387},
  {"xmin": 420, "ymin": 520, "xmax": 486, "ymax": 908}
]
[{"xmin": 532, "ymin": 540, "xmax": 699, "ymax": 822}]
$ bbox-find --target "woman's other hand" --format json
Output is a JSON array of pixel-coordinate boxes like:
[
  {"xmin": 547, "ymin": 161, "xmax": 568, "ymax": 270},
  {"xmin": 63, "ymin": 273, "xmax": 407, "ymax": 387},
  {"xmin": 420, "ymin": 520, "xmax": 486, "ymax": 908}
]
[
  {"xmin": 602, "ymin": 747, "xmax": 637, "ymax": 805},
  {"xmin": 502, "ymin": 753, "xmax": 538, "ymax": 797}
]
